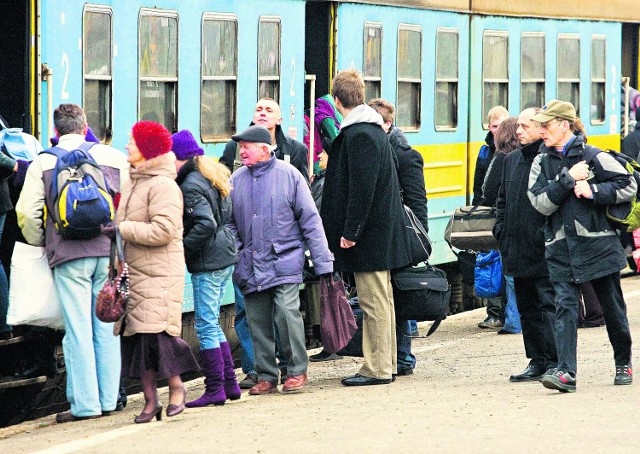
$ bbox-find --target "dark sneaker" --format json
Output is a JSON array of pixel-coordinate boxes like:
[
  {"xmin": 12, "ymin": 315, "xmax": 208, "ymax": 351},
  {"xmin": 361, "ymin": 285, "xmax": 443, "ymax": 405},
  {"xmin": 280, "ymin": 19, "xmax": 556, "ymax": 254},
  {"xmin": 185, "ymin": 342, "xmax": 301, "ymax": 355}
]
[
  {"xmin": 541, "ymin": 370, "xmax": 576, "ymax": 393},
  {"xmin": 394, "ymin": 367, "xmax": 414, "ymax": 377},
  {"xmin": 238, "ymin": 373, "xmax": 258, "ymax": 390},
  {"xmin": 478, "ymin": 316, "xmax": 504, "ymax": 329},
  {"xmin": 309, "ymin": 350, "xmax": 344, "ymax": 362},
  {"xmin": 614, "ymin": 365, "xmax": 633, "ymax": 385}
]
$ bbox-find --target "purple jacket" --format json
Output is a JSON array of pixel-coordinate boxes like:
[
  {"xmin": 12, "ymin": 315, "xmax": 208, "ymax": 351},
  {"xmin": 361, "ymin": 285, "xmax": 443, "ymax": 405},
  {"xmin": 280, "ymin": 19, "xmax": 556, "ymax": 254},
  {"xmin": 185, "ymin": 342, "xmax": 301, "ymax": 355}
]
[{"xmin": 229, "ymin": 154, "xmax": 333, "ymax": 294}]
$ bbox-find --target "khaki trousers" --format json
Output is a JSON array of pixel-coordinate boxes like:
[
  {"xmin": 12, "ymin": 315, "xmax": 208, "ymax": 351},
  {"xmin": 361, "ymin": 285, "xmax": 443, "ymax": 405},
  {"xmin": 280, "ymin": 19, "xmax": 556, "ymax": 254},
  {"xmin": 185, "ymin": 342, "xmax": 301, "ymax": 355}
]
[{"xmin": 353, "ymin": 270, "xmax": 397, "ymax": 379}]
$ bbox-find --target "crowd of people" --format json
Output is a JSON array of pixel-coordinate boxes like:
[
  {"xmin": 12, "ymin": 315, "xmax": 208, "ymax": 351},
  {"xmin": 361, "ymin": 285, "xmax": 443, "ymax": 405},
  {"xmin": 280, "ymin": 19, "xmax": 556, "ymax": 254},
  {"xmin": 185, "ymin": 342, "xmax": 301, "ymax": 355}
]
[{"xmin": 0, "ymin": 68, "xmax": 636, "ymax": 425}]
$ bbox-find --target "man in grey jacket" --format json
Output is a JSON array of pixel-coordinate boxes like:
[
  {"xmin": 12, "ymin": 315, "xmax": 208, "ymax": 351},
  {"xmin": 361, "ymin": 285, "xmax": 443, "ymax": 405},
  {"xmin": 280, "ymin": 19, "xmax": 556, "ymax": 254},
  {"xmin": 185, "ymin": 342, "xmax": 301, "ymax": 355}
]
[{"xmin": 228, "ymin": 125, "xmax": 333, "ymax": 395}]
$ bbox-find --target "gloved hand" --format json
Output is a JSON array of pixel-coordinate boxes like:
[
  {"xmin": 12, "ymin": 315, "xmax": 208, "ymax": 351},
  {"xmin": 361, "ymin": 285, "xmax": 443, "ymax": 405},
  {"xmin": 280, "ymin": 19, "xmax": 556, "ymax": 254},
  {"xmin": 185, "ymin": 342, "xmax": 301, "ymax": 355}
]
[
  {"xmin": 13, "ymin": 160, "xmax": 30, "ymax": 189},
  {"xmin": 100, "ymin": 224, "xmax": 117, "ymax": 239}
]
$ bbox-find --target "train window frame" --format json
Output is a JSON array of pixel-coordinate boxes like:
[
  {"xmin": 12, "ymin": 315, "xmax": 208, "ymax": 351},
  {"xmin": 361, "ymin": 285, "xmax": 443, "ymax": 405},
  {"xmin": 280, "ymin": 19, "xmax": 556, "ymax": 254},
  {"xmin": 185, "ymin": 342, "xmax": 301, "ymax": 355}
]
[
  {"xmin": 200, "ymin": 13, "xmax": 238, "ymax": 142},
  {"xmin": 557, "ymin": 34, "xmax": 581, "ymax": 117},
  {"xmin": 82, "ymin": 4, "xmax": 113, "ymax": 144},
  {"xmin": 590, "ymin": 35, "xmax": 606, "ymax": 125},
  {"xmin": 257, "ymin": 16, "xmax": 281, "ymax": 103},
  {"xmin": 138, "ymin": 9, "xmax": 179, "ymax": 133},
  {"xmin": 363, "ymin": 22, "xmax": 383, "ymax": 103},
  {"xmin": 482, "ymin": 30, "xmax": 509, "ymax": 129},
  {"xmin": 434, "ymin": 27, "xmax": 459, "ymax": 132},
  {"xmin": 396, "ymin": 24, "xmax": 422, "ymax": 131},
  {"xmin": 520, "ymin": 32, "xmax": 545, "ymax": 111}
]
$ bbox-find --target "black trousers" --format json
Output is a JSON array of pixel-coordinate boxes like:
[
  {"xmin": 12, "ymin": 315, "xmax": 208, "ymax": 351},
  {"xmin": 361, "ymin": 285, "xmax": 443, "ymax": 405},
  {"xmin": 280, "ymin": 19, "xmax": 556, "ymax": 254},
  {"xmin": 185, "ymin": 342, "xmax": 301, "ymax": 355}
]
[{"xmin": 513, "ymin": 276, "xmax": 557, "ymax": 369}]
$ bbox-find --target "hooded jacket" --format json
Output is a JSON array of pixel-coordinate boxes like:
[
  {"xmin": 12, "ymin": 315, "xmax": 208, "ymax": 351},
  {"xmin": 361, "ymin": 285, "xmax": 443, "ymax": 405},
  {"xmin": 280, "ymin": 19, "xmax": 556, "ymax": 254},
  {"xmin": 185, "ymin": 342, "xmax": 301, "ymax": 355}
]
[
  {"xmin": 472, "ymin": 131, "xmax": 496, "ymax": 206},
  {"xmin": 528, "ymin": 133, "xmax": 636, "ymax": 283},
  {"xmin": 320, "ymin": 104, "xmax": 413, "ymax": 272}
]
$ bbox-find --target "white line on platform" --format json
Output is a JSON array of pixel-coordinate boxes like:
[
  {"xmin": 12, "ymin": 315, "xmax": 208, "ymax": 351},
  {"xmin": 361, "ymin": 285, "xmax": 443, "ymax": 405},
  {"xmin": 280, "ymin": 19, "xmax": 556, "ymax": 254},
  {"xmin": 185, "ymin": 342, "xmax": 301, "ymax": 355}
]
[{"xmin": 31, "ymin": 424, "xmax": 147, "ymax": 454}]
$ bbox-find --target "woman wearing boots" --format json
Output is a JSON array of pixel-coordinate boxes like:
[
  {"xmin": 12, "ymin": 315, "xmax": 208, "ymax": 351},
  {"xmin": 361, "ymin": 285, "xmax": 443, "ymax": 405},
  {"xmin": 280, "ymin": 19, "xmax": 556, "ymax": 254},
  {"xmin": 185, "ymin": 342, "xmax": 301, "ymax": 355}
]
[
  {"xmin": 172, "ymin": 129, "xmax": 241, "ymax": 407},
  {"xmin": 111, "ymin": 121, "xmax": 199, "ymax": 423}
]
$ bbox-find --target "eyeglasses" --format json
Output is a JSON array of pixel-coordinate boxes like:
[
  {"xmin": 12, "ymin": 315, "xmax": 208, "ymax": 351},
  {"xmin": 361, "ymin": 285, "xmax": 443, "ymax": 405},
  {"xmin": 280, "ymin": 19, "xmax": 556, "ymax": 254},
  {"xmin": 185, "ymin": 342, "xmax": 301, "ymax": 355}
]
[{"xmin": 539, "ymin": 119, "xmax": 560, "ymax": 130}]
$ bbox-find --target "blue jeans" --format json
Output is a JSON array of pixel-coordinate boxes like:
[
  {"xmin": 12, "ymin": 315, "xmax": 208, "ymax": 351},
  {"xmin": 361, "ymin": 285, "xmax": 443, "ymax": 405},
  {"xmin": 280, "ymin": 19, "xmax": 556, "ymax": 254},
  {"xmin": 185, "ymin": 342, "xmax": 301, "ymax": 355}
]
[
  {"xmin": 0, "ymin": 213, "xmax": 10, "ymax": 334},
  {"xmin": 396, "ymin": 320, "xmax": 416, "ymax": 371},
  {"xmin": 234, "ymin": 283, "xmax": 256, "ymax": 374},
  {"xmin": 502, "ymin": 276, "xmax": 522, "ymax": 333},
  {"xmin": 53, "ymin": 257, "xmax": 121, "ymax": 416},
  {"xmin": 192, "ymin": 265, "xmax": 233, "ymax": 350}
]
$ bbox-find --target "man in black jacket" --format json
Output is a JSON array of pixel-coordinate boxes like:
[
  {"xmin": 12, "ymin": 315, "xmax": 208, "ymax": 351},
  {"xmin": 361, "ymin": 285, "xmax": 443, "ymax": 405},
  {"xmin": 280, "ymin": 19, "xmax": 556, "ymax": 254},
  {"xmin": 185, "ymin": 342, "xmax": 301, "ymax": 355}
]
[
  {"xmin": 219, "ymin": 98, "xmax": 309, "ymax": 183},
  {"xmin": 494, "ymin": 107, "xmax": 557, "ymax": 382}
]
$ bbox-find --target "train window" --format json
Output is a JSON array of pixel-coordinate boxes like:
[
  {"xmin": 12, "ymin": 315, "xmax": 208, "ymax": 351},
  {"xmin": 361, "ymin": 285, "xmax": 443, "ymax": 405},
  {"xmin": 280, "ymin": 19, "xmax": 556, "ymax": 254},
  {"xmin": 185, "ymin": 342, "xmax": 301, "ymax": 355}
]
[
  {"xmin": 557, "ymin": 35, "xmax": 580, "ymax": 116},
  {"xmin": 521, "ymin": 33, "xmax": 545, "ymax": 110},
  {"xmin": 482, "ymin": 31, "xmax": 509, "ymax": 125},
  {"xmin": 201, "ymin": 14, "xmax": 238, "ymax": 141},
  {"xmin": 435, "ymin": 28, "xmax": 459, "ymax": 130},
  {"xmin": 397, "ymin": 25, "xmax": 421, "ymax": 129},
  {"xmin": 591, "ymin": 36, "xmax": 606, "ymax": 124},
  {"xmin": 364, "ymin": 23, "xmax": 382, "ymax": 102},
  {"xmin": 83, "ymin": 6, "xmax": 112, "ymax": 143},
  {"xmin": 258, "ymin": 17, "xmax": 281, "ymax": 102},
  {"xmin": 139, "ymin": 11, "xmax": 178, "ymax": 132}
]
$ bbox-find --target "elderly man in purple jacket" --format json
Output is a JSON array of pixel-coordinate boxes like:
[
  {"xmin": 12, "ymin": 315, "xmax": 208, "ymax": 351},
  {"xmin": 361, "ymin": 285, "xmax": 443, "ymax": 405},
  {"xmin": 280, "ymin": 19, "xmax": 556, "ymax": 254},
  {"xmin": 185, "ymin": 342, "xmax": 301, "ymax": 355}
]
[{"xmin": 228, "ymin": 125, "xmax": 333, "ymax": 395}]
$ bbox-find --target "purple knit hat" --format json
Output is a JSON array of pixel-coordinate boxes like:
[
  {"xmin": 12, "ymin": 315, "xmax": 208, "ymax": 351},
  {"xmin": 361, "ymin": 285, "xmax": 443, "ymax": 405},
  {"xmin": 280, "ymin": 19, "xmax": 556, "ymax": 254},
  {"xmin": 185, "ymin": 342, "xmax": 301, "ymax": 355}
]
[{"xmin": 171, "ymin": 129, "xmax": 204, "ymax": 160}]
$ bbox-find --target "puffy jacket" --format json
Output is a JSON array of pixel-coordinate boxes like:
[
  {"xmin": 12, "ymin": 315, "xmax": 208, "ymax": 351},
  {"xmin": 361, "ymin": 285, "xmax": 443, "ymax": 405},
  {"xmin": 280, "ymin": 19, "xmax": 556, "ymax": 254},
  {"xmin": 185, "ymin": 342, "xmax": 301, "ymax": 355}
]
[
  {"xmin": 176, "ymin": 158, "xmax": 237, "ymax": 273},
  {"xmin": 528, "ymin": 133, "xmax": 636, "ymax": 283},
  {"xmin": 229, "ymin": 154, "xmax": 332, "ymax": 294},
  {"xmin": 115, "ymin": 153, "xmax": 185, "ymax": 337}
]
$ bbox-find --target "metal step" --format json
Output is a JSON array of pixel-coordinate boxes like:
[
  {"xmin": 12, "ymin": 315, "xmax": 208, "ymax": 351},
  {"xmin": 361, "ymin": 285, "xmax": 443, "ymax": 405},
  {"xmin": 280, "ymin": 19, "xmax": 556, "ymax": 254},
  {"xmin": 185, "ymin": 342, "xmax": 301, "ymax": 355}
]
[
  {"xmin": 0, "ymin": 375, "xmax": 47, "ymax": 390},
  {"xmin": 0, "ymin": 335, "xmax": 27, "ymax": 348}
]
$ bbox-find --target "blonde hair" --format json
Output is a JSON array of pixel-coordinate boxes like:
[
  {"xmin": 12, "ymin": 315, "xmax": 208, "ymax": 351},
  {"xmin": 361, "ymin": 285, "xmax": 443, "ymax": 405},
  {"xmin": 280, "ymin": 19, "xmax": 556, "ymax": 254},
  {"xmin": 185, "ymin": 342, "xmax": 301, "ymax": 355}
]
[
  {"xmin": 332, "ymin": 69, "xmax": 365, "ymax": 109},
  {"xmin": 487, "ymin": 105, "xmax": 509, "ymax": 123},
  {"xmin": 194, "ymin": 156, "xmax": 232, "ymax": 198}
]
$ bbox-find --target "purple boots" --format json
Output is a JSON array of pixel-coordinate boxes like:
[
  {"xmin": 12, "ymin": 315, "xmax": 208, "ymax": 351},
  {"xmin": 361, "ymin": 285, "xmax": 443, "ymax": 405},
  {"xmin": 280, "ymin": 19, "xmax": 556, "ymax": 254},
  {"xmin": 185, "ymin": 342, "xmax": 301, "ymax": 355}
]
[
  {"xmin": 186, "ymin": 344, "xmax": 241, "ymax": 408},
  {"xmin": 220, "ymin": 342, "xmax": 241, "ymax": 401}
]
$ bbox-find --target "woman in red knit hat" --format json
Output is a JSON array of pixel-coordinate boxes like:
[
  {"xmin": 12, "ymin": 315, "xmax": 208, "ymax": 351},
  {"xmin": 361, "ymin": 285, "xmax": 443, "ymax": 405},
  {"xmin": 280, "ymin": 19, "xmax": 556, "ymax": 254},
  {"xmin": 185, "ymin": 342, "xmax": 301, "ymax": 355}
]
[{"xmin": 112, "ymin": 121, "xmax": 199, "ymax": 423}]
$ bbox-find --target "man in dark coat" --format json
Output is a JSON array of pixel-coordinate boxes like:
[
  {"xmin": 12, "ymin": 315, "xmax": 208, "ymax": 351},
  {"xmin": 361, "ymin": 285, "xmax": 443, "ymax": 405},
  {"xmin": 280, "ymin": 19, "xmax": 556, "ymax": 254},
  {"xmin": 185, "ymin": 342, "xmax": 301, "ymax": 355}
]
[
  {"xmin": 528, "ymin": 99, "xmax": 635, "ymax": 392},
  {"xmin": 621, "ymin": 127, "xmax": 640, "ymax": 161},
  {"xmin": 494, "ymin": 107, "xmax": 557, "ymax": 382},
  {"xmin": 321, "ymin": 69, "xmax": 412, "ymax": 386}
]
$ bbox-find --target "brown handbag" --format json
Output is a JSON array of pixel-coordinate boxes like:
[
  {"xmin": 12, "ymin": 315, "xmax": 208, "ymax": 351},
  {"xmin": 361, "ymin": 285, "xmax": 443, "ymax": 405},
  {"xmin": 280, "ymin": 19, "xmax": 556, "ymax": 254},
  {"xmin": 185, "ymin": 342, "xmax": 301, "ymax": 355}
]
[{"xmin": 96, "ymin": 229, "xmax": 129, "ymax": 323}]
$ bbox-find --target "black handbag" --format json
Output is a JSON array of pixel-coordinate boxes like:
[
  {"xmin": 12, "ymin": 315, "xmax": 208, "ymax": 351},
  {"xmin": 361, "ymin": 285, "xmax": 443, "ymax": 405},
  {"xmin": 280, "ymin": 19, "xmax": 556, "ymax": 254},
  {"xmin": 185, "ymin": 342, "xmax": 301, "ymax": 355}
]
[
  {"xmin": 392, "ymin": 263, "xmax": 450, "ymax": 336},
  {"xmin": 403, "ymin": 204, "xmax": 432, "ymax": 264}
]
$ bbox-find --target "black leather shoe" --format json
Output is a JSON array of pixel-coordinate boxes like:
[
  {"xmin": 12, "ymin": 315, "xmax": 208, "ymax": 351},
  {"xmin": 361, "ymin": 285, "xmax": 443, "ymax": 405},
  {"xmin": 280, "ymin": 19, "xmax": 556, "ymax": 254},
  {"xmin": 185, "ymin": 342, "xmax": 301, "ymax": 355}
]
[
  {"xmin": 509, "ymin": 364, "xmax": 546, "ymax": 382},
  {"xmin": 341, "ymin": 374, "xmax": 392, "ymax": 386}
]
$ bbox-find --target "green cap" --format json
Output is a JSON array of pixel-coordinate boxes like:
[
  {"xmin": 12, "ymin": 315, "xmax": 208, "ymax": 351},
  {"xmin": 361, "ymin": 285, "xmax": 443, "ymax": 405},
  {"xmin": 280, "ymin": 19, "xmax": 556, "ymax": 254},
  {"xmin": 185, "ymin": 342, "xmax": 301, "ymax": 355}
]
[{"xmin": 531, "ymin": 99, "xmax": 577, "ymax": 123}]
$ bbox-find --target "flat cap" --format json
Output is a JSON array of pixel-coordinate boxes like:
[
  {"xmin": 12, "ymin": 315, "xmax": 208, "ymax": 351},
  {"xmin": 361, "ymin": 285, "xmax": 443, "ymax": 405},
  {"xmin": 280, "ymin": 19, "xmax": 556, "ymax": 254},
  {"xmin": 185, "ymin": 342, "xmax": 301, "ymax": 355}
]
[
  {"xmin": 531, "ymin": 99, "xmax": 577, "ymax": 123},
  {"xmin": 231, "ymin": 125, "xmax": 272, "ymax": 145}
]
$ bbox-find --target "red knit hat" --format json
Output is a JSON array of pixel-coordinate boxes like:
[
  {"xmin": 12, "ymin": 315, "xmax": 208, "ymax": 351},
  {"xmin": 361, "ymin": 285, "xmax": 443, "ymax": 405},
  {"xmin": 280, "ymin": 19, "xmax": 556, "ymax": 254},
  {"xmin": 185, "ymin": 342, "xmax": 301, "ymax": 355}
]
[{"xmin": 131, "ymin": 121, "xmax": 173, "ymax": 160}]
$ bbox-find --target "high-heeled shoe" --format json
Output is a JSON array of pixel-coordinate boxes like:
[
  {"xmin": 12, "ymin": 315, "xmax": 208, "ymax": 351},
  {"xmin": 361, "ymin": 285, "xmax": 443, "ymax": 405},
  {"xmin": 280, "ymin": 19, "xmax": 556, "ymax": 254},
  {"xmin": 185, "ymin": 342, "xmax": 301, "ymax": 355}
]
[
  {"xmin": 134, "ymin": 404, "xmax": 163, "ymax": 423},
  {"xmin": 166, "ymin": 386, "xmax": 187, "ymax": 417}
]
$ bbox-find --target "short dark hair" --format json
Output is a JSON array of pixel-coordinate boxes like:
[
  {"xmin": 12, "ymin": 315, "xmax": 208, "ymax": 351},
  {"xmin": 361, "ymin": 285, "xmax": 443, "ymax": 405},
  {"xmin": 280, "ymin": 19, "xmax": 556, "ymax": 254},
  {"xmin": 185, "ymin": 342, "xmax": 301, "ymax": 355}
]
[
  {"xmin": 53, "ymin": 104, "xmax": 86, "ymax": 136},
  {"xmin": 332, "ymin": 69, "xmax": 365, "ymax": 109},
  {"xmin": 368, "ymin": 98, "xmax": 395, "ymax": 123}
]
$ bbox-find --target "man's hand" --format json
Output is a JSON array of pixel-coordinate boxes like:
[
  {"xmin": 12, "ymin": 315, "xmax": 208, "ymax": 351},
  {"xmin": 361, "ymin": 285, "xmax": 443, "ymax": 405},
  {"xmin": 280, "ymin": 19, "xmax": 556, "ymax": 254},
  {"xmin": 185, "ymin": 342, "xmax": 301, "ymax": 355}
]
[
  {"xmin": 568, "ymin": 160, "xmax": 589, "ymax": 181},
  {"xmin": 340, "ymin": 237, "xmax": 355, "ymax": 249},
  {"xmin": 574, "ymin": 180, "xmax": 593, "ymax": 199}
]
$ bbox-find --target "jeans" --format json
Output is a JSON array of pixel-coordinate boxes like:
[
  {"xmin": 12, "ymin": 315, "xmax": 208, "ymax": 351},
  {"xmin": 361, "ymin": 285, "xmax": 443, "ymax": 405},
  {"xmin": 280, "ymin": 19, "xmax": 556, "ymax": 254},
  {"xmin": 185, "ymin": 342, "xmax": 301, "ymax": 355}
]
[
  {"xmin": 0, "ymin": 213, "xmax": 10, "ymax": 334},
  {"xmin": 54, "ymin": 257, "xmax": 121, "ymax": 416},
  {"xmin": 192, "ymin": 265, "xmax": 233, "ymax": 350},
  {"xmin": 234, "ymin": 283, "xmax": 256, "ymax": 374},
  {"xmin": 396, "ymin": 320, "xmax": 416, "ymax": 371},
  {"xmin": 502, "ymin": 276, "xmax": 521, "ymax": 333}
]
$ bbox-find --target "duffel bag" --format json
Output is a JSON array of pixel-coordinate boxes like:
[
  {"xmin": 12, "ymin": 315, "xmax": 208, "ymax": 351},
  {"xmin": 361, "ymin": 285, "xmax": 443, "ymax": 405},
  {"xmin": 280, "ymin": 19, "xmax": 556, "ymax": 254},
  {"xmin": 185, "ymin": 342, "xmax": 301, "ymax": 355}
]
[
  {"xmin": 392, "ymin": 264, "xmax": 451, "ymax": 336},
  {"xmin": 444, "ymin": 205, "xmax": 498, "ymax": 251}
]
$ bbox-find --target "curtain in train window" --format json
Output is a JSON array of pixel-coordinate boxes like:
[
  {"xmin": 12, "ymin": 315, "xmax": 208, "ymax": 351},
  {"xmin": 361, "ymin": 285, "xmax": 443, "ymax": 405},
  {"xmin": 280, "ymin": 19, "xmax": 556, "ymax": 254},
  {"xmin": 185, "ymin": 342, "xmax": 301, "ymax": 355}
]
[
  {"xmin": 397, "ymin": 26, "xmax": 421, "ymax": 129},
  {"xmin": 435, "ymin": 28, "xmax": 459, "ymax": 130},
  {"xmin": 139, "ymin": 13, "xmax": 178, "ymax": 132},
  {"xmin": 258, "ymin": 18, "xmax": 281, "ymax": 102},
  {"xmin": 83, "ymin": 8, "xmax": 112, "ymax": 142},
  {"xmin": 591, "ymin": 36, "xmax": 606, "ymax": 123},
  {"xmin": 364, "ymin": 24, "xmax": 382, "ymax": 102},
  {"xmin": 557, "ymin": 35, "xmax": 580, "ymax": 116},
  {"xmin": 201, "ymin": 16, "xmax": 237, "ymax": 140},
  {"xmin": 521, "ymin": 33, "xmax": 545, "ymax": 110},
  {"xmin": 482, "ymin": 31, "xmax": 509, "ymax": 125}
]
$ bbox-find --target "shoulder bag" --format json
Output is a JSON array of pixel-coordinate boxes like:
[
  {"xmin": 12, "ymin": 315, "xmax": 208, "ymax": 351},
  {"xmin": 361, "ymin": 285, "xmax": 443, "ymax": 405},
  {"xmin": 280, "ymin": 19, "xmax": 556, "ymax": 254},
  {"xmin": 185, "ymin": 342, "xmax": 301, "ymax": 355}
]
[{"xmin": 96, "ymin": 229, "xmax": 130, "ymax": 323}]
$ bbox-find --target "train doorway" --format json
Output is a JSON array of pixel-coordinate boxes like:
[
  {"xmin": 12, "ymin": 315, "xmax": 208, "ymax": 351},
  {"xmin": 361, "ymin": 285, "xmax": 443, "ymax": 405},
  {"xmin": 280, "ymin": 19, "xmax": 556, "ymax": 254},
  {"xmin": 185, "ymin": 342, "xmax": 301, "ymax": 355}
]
[{"xmin": 0, "ymin": 0, "xmax": 33, "ymax": 133}]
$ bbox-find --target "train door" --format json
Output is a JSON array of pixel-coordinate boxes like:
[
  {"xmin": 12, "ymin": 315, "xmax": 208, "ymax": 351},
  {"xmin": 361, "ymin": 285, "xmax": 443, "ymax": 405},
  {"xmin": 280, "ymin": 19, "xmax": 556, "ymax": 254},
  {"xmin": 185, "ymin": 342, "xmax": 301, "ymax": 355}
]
[
  {"xmin": 0, "ymin": 0, "xmax": 36, "ymax": 133},
  {"xmin": 304, "ymin": 0, "xmax": 334, "ymax": 106}
]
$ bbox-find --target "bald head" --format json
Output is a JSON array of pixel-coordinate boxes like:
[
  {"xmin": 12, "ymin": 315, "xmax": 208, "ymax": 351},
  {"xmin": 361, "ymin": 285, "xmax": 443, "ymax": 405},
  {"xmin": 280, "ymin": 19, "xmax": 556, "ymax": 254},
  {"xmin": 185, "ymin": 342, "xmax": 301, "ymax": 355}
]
[{"xmin": 516, "ymin": 108, "xmax": 541, "ymax": 145}]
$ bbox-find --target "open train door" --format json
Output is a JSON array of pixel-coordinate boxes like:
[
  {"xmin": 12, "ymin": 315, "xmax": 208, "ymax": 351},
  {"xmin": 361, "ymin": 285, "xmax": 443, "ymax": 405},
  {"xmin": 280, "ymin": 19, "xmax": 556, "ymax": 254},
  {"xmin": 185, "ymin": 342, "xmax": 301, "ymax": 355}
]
[{"xmin": 0, "ymin": 0, "xmax": 37, "ymax": 134}]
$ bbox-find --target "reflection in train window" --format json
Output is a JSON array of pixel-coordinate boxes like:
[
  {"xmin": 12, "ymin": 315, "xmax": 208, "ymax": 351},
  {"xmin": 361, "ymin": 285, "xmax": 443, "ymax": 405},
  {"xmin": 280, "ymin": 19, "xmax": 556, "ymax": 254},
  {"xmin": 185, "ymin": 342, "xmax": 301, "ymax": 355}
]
[
  {"xmin": 201, "ymin": 14, "xmax": 237, "ymax": 141},
  {"xmin": 258, "ymin": 17, "xmax": 281, "ymax": 102},
  {"xmin": 364, "ymin": 23, "xmax": 382, "ymax": 102},
  {"xmin": 591, "ymin": 36, "xmax": 606, "ymax": 124},
  {"xmin": 483, "ymin": 30, "xmax": 509, "ymax": 125},
  {"xmin": 557, "ymin": 35, "xmax": 580, "ymax": 116},
  {"xmin": 435, "ymin": 28, "xmax": 459, "ymax": 130},
  {"xmin": 521, "ymin": 33, "xmax": 545, "ymax": 110},
  {"xmin": 83, "ymin": 6, "xmax": 112, "ymax": 143},
  {"xmin": 397, "ymin": 25, "xmax": 421, "ymax": 129},
  {"xmin": 139, "ymin": 11, "xmax": 178, "ymax": 132}
]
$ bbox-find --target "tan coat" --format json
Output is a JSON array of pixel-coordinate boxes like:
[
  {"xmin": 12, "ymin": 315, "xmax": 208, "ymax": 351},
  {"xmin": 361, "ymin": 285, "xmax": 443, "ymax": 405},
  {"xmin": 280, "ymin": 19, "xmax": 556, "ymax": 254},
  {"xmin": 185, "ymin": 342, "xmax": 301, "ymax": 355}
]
[{"xmin": 114, "ymin": 152, "xmax": 185, "ymax": 337}]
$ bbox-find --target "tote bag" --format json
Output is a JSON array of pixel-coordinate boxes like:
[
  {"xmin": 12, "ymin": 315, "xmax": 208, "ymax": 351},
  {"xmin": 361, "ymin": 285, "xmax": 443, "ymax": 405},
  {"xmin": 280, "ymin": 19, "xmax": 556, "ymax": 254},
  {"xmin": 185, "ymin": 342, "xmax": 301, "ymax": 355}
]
[{"xmin": 319, "ymin": 274, "xmax": 358, "ymax": 353}]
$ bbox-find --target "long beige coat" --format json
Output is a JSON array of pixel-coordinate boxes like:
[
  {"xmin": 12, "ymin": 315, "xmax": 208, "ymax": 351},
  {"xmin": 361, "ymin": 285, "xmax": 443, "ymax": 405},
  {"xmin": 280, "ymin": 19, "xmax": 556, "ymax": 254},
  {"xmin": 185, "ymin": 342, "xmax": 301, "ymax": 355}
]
[{"xmin": 114, "ymin": 152, "xmax": 185, "ymax": 337}]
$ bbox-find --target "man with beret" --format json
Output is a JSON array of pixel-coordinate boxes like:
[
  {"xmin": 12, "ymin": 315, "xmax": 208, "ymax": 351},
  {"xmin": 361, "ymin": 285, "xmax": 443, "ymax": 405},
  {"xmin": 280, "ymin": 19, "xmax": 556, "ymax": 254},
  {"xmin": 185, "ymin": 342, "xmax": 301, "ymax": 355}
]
[
  {"xmin": 528, "ymin": 99, "xmax": 635, "ymax": 392},
  {"xmin": 228, "ymin": 125, "xmax": 333, "ymax": 395}
]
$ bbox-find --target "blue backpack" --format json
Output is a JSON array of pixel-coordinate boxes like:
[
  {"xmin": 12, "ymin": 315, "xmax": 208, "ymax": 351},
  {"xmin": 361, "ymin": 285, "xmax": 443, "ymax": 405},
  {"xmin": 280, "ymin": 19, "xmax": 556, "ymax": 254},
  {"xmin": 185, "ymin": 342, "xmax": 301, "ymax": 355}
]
[{"xmin": 42, "ymin": 142, "xmax": 115, "ymax": 240}]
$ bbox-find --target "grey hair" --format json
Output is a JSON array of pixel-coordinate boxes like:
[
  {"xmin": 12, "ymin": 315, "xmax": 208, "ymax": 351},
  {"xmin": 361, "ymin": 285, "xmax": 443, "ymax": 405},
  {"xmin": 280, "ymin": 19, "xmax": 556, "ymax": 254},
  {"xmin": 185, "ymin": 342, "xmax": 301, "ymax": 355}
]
[{"xmin": 53, "ymin": 104, "xmax": 87, "ymax": 136}]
